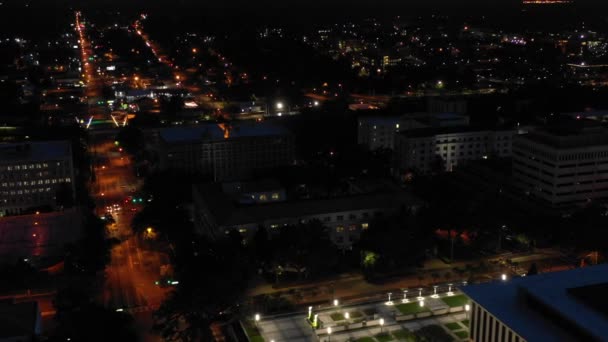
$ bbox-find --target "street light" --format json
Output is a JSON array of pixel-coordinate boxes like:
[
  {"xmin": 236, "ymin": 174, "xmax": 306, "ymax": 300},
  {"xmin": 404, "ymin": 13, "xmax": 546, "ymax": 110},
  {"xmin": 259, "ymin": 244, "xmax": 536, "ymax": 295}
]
[
  {"xmin": 333, "ymin": 299, "xmax": 339, "ymax": 307},
  {"xmin": 379, "ymin": 318, "xmax": 385, "ymax": 334},
  {"xmin": 344, "ymin": 312, "xmax": 350, "ymax": 320},
  {"xmin": 501, "ymin": 274, "xmax": 507, "ymax": 281},
  {"xmin": 327, "ymin": 327, "xmax": 332, "ymax": 342},
  {"xmin": 276, "ymin": 102, "xmax": 284, "ymax": 110},
  {"xmin": 254, "ymin": 313, "xmax": 260, "ymax": 327},
  {"xmin": 386, "ymin": 292, "xmax": 393, "ymax": 305}
]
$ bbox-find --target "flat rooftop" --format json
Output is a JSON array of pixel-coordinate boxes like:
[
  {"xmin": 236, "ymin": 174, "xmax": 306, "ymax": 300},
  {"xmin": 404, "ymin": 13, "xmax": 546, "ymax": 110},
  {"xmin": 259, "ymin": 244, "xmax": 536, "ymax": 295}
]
[
  {"xmin": 0, "ymin": 140, "xmax": 71, "ymax": 163},
  {"xmin": 461, "ymin": 264, "xmax": 608, "ymax": 341},
  {"xmin": 195, "ymin": 183, "xmax": 423, "ymax": 227},
  {"xmin": 518, "ymin": 125, "xmax": 608, "ymax": 149},
  {"xmin": 160, "ymin": 122, "xmax": 291, "ymax": 143},
  {"xmin": 401, "ymin": 125, "xmax": 512, "ymax": 138}
]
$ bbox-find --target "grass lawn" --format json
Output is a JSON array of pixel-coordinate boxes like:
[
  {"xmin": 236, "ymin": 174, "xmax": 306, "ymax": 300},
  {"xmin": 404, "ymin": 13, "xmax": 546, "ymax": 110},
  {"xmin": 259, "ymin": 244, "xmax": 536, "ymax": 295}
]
[
  {"xmin": 356, "ymin": 337, "xmax": 376, "ymax": 342},
  {"xmin": 350, "ymin": 310, "xmax": 364, "ymax": 318},
  {"xmin": 396, "ymin": 302, "xmax": 429, "ymax": 315},
  {"xmin": 330, "ymin": 312, "xmax": 345, "ymax": 321},
  {"xmin": 244, "ymin": 322, "xmax": 264, "ymax": 342},
  {"xmin": 375, "ymin": 333, "xmax": 395, "ymax": 342},
  {"xmin": 445, "ymin": 322, "xmax": 461, "ymax": 331},
  {"xmin": 441, "ymin": 295, "xmax": 469, "ymax": 308},
  {"xmin": 461, "ymin": 320, "xmax": 469, "ymax": 327},
  {"xmin": 363, "ymin": 308, "xmax": 378, "ymax": 316},
  {"xmin": 392, "ymin": 329, "xmax": 416, "ymax": 341},
  {"xmin": 455, "ymin": 331, "xmax": 469, "ymax": 339}
]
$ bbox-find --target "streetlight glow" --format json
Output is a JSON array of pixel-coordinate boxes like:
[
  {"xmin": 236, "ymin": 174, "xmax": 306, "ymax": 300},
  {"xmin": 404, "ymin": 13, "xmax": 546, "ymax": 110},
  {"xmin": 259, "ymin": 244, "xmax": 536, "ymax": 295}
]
[
  {"xmin": 501, "ymin": 274, "xmax": 507, "ymax": 281},
  {"xmin": 333, "ymin": 299, "xmax": 339, "ymax": 307},
  {"xmin": 420, "ymin": 300, "xmax": 425, "ymax": 307},
  {"xmin": 465, "ymin": 304, "xmax": 470, "ymax": 311},
  {"xmin": 345, "ymin": 312, "xmax": 350, "ymax": 320},
  {"xmin": 276, "ymin": 102, "xmax": 284, "ymax": 110},
  {"xmin": 255, "ymin": 313, "xmax": 260, "ymax": 322}
]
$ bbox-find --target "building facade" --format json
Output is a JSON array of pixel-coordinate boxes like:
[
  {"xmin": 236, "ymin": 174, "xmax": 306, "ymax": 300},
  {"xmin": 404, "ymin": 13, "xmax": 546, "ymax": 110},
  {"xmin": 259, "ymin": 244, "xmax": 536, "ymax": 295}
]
[
  {"xmin": 394, "ymin": 127, "xmax": 515, "ymax": 174},
  {"xmin": 462, "ymin": 265, "xmax": 608, "ymax": 342},
  {"xmin": 358, "ymin": 113, "xmax": 470, "ymax": 151},
  {"xmin": 158, "ymin": 123, "xmax": 295, "ymax": 181},
  {"xmin": 192, "ymin": 183, "xmax": 423, "ymax": 249},
  {"xmin": 512, "ymin": 125, "xmax": 608, "ymax": 206},
  {"xmin": 0, "ymin": 141, "xmax": 75, "ymax": 216}
]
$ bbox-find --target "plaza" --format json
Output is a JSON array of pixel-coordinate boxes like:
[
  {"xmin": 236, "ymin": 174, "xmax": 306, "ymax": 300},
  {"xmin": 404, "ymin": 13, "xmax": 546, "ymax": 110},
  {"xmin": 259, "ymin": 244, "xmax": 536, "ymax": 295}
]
[{"xmin": 250, "ymin": 290, "xmax": 471, "ymax": 342}]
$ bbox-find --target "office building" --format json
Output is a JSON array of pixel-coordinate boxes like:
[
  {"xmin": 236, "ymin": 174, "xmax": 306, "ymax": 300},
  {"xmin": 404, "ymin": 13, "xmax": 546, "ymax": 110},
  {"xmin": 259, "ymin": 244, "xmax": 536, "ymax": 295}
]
[
  {"xmin": 394, "ymin": 127, "xmax": 515, "ymax": 174},
  {"xmin": 192, "ymin": 183, "xmax": 423, "ymax": 249},
  {"xmin": 158, "ymin": 122, "xmax": 295, "ymax": 181},
  {"xmin": 512, "ymin": 123, "xmax": 608, "ymax": 206},
  {"xmin": 0, "ymin": 141, "xmax": 75, "ymax": 216},
  {"xmin": 358, "ymin": 113, "xmax": 469, "ymax": 151},
  {"xmin": 461, "ymin": 264, "xmax": 608, "ymax": 342}
]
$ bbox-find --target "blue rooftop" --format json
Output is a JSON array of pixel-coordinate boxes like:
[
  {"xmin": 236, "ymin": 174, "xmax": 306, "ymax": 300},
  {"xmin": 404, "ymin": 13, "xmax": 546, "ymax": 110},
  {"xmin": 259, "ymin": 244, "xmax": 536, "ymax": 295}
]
[
  {"xmin": 160, "ymin": 122, "xmax": 291, "ymax": 143},
  {"xmin": 461, "ymin": 264, "xmax": 608, "ymax": 341},
  {"xmin": 0, "ymin": 141, "xmax": 71, "ymax": 162}
]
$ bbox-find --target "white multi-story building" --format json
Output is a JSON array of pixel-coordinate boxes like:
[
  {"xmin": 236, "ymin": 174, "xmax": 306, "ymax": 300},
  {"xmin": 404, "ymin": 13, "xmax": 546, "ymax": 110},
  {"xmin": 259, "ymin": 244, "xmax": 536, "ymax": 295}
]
[
  {"xmin": 512, "ymin": 125, "xmax": 608, "ymax": 206},
  {"xmin": 462, "ymin": 264, "xmax": 608, "ymax": 342},
  {"xmin": 357, "ymin": 117, "xmax": 404, "ymax": 150},
  {"xmin": 358, "ymin": 113, "xmax": 470, "ymax": 151},
  {"xmin": 0, "ymin": 141, "xmax": 75, "ymax": 216},
  {"xmin": 394, "ymin": 127, "xmax": 515, "ymax": 174}
]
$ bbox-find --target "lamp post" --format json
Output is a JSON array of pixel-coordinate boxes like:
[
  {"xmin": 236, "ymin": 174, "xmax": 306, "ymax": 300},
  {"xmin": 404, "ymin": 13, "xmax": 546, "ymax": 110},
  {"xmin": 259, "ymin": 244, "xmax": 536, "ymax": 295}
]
[
  {"xmin": 327, "ymin": 327, "xmax": 332, "ymax": 342},
  {"xmin": 254, "ymin": 313, "xmax": 260, "ymax": 328},
  {"xmin": 379, "ymin": 318, "xmax": 385, "ymax": 334},
  {"xmin": 432, "ymin": 285, "xmax": 438, "ymax": 298},
  {"xmin": 333, "ymin": 299, "xmax": 339, "ymax": 307},
  {"xmin": 344, "ymin": 312, "xmax": 350, "ymax": 320},
  {"xmin": 386, "ymin": 292, "xmax": 393, "ymax": 305},
  {"xmin": 308, "ymin": 306, "xmax": 313, "ymax": 320},
  {"xmin": 501, "ymin": 273, "xmax": 507, "ymax": 281},
  {"xmin": 465, "ymin": 304, "xmax": 471, "ymax": 320},
  {"xmin": 420, "ymin": 300, "xmax": 425, "ymax": 308},
  {"xmin": 402, "ymin": 289, "xmax": 409, "ymax": 303}
]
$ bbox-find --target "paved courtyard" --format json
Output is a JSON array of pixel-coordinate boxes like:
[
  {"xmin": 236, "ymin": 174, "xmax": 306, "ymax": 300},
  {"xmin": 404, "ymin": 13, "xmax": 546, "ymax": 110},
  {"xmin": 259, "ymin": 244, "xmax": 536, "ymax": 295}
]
[{"xmin": 256, "ymin": 292, "xmax": 471, "ymax": 342}]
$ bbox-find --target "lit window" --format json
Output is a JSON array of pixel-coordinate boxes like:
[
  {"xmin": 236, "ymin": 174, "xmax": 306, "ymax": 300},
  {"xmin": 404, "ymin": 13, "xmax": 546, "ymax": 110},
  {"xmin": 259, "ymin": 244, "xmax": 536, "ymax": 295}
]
[
  {"xmin": 336, "ymin": 226, "xmax": 344, "ymax": 232},
  {"xmin": 259, "ymin": 194, "xmax": 267, "ymax": 201},
  {"xmin": 271, "ymin": 193, "xmax": 279, "ymax": 200},
  {"xmin": 362, "ymin": 223, "xmax": 369, "ymax": 229}
]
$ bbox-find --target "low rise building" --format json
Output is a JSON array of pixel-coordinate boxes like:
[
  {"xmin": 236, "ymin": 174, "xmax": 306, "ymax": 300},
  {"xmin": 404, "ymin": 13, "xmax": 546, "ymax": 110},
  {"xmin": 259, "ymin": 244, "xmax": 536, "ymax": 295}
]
[
  {"xmin": 0, "ymin": 141, "xmax": 75, "ymax": 216},
  {"xmin": 462, "ymin": 264, "xmax": 608, "ymax": 342},
  {"xmin": 0, "ymin": 301, "xmax": 41, "ymax": 342},
  {"xmin": 0, "ymin": 207, "xmax": 83, "ymax": 262},
  {"xmin": 192, "ymin": 183, "xmax": 423, "ymax": 249}
]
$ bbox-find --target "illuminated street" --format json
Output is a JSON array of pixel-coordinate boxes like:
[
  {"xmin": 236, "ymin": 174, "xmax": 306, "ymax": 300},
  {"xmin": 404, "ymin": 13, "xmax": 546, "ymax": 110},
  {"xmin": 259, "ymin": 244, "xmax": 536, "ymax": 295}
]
[{"xmin": 90, "ymin": 131, "xmax": 168, "ymax": 340}]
